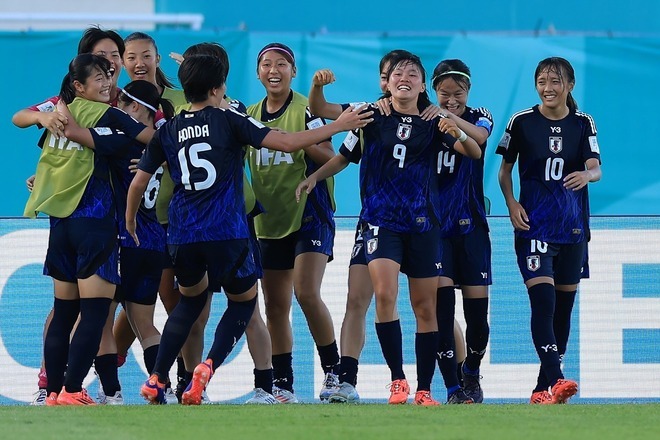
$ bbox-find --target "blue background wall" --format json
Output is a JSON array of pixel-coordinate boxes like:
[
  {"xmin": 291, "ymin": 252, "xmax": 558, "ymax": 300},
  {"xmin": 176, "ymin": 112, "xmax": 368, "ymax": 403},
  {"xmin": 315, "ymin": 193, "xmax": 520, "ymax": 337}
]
[
  {"xmin": 157, "ymin": 0, "xmax": 660, "ymax": 35},
  {"xmin": 3, "ymin": 30, "xmax": 659, "ymax": 217}
]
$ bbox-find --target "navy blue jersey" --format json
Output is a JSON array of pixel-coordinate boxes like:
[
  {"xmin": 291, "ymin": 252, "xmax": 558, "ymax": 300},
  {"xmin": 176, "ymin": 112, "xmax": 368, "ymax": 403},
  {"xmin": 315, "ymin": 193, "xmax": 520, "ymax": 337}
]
[
  {"xmin": 339, "ymin": 106, "xmax": 452, "ymax": 233},
  {"xmin": 66, "ymin": 107, "xmax": 147, "ymax": 220},
  {"xmin": 435, "ymin": 107, "xmax": 493, "ymax": 237},
  {"xmin": 496, "ymin": 105, "xmax": 600, "ymax": 243},
  {"xmin": 138, "ymin": 106, "xmax": 270, "ymax": 245},
  {"xmin": 91, "ymin": 128, "xmax": 165, "ymax": 252}
]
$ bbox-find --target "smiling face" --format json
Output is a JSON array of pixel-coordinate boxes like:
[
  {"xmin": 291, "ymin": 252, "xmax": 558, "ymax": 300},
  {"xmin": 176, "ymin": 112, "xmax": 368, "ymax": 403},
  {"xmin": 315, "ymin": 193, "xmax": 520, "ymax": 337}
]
[
  {"xmin": 435, "ymin": 77, "xmax": 469, "ymax": 116},
  {"xmin": 257, "ymin": 49, "xmax": 295, "ymax": 95},
  {"xmin": 123, "ymin": 39, "xmax": 160, "ymax": 85},
  {"xmin": 387, "ymin": 60, "xmax": 425, "ymax": 103},
  {"xmin": 91, "ymin": 38, "xmax": 122, "ymax": 88},
  {"xmin": 74, "ymin": 66, "xmax": 111, "ymax": 102},
  {"xmin": 536, "ymin": 66, "xmax": 574, "ymax": 112}
]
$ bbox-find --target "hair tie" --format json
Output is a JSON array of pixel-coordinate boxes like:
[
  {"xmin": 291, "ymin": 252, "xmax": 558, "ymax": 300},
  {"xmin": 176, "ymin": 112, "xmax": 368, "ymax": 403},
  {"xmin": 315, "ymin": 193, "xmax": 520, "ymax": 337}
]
[
  {"xmin": 432, "ymin": 70, "xmax": 471, "ymax": 84},
  {"xmin": 122, "ymin": 89, "xmax": 158, "ymax": 113}
]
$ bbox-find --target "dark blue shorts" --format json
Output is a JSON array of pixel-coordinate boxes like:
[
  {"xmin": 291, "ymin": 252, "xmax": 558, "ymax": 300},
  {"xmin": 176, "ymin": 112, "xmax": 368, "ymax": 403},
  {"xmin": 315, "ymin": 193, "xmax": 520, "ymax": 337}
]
[
  {"xmin": 118, "ymin": 246, "xmax": 165, "ymax": 305},
  {"xmin": 515, "ymin": 237, "xmax": 588, "ymax": 284},
  {"xmin": 438, "ymin": 223, "xmax": 492, "ymax": 286},
  {"xmin": 349, "ymin": 220, "xmax": 368, "ymax": 267},
  {"xmin": 363, "ymin": 224, "xmax": 441, "ymax": 278},
  {"xmin": 168, "ymin": 239, "xmax": 257, "ymax": 295},
  {"xmin": 44, "ymin": 216, "xmax": 119, "ymax": 285},
  {"xmin": 259, "ymin": 223, "xmax": 334, "ymax": 270}
]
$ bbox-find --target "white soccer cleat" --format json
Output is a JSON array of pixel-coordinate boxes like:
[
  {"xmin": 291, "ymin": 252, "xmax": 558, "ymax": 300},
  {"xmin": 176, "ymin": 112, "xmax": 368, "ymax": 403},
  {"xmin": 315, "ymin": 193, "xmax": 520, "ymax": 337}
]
[
  {"xmin": 272, "ymin": 386, "xmax": 299, "ymax": 404},
  {"xmin": 245, "ymin": 388, "xmax": 280, "ymax": 405},
  {"xmin": 319, "ymin": 372, "xmax": 340, "ymax": 401}
]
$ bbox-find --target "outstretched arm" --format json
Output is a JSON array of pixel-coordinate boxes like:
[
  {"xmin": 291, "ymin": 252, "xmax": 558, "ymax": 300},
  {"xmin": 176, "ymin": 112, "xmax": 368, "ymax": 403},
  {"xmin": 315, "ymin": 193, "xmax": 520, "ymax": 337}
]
[
  {"xmin": 261, "ymin": 105, "xmax": 373, "ymax": 152},
  {"xmin": 296, "ymin": 154, "xmax": 350, "ymax": 202}
]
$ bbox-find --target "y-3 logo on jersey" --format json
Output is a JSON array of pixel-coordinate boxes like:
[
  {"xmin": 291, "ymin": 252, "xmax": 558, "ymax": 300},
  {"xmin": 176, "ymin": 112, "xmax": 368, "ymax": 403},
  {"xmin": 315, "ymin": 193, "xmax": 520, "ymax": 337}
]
[
  {"xmin": 550, "ymin": 126, "xmax": 561, "ymax": 133},
  {"xmin": 310, "ymin": 240, "xmax": 322, "ymax": 247}
]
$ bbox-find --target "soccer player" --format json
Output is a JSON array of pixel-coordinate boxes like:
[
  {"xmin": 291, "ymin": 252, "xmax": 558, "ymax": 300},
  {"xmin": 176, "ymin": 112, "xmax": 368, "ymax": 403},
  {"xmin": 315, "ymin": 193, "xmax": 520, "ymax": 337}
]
[
  {"xmin": 25, "ymin": 54, "xmax": 153, "ymax": 405},
  {"xmin": 430, "ymin": 59, "xmax": 494, "ymax": 404},
  {"xmin": 297, "ymin": 51, "xmax": 480, "ymax": 405},
  {"xmin": 115, "ymin": 32, "xmax": 187, "ymax": 402},
  {"xmin": 496, "ymin": 56, "xmax": 601, "ymax": 404},
  {"xmin": 12, "ymin": 26, "xmax": 127, "ymax": 405},
  {"xmin": 166, "ymin": 42, "xmax": 280, "ymax": 404},
  {"xmin": 245, "ymin": 43, "xmax": 342, "ymax": 403},
  {"xmin": 306, "ymin": 50, "xmax": 431, "ymax": 403},
  {"xmin": 127, "ymin": 54, "xmax": 371, "ymax": 405},
  {"xmin": 57, "ymin": 79, "xmax": 175, "ymax": 403}
]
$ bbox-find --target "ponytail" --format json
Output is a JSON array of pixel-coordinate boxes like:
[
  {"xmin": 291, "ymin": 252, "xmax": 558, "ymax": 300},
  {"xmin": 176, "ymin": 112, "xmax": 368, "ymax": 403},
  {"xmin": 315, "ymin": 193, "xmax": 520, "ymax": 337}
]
[
  {"xmin": 59, "ymin": 73, "xmax": 76, "ymax": 104},
  {"xmin": 158, "ymin": 97, "xmax": 175, "ymax": 121}
]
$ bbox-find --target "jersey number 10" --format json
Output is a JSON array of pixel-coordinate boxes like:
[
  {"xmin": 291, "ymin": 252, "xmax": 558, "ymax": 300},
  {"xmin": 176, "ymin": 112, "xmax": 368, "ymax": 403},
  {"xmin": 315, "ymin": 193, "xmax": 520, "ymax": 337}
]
[{"xmin": 545, "ymin": 157, "xmax": 564, "ymax": 181}]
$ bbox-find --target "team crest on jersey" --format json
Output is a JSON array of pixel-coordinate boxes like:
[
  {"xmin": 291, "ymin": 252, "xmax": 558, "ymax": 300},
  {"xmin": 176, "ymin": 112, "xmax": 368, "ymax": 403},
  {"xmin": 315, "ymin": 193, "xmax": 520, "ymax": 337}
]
[
  {"xmin": 397, "ymin": 123, "xmax": 412, "ymax": 141},
  {"xmin": 367, "ymin": 238, "xmax": 378, "ymax": 255},
  {"xmin": 549, "ymin": 137, "xmax": 562, "ymax": 154},
  {"xmin": 351, "ymin": 243, "xmax": 363, "ymax": 259},
  {"xmin": 527, "ymin": 255, "xmax": 541, "ymax": 272}
]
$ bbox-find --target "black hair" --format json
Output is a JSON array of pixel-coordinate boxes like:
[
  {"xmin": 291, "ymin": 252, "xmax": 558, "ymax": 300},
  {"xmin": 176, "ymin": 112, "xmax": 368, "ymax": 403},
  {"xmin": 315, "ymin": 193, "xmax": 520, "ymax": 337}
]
[
  {"xmin": 178, "ymin": 55, "xmax": 227, "ymax": 103},
  {"xmin": 535, "ymin": 57, "xmax": 578, "ymax": 111},
  {"xmin": 379, "ymin": 49, "xmax": 406, "ymax": 74},
  {"xmin": 119, "ymin": 80, "xmax": 175, "ymax": 121},
  {"xmin": 379, "ymin": 51, "xmax": 432, "ymax": 112},
  {"xmin": 431, "ymin": 59, "xmax": 471, "ymax": 92},
  {"xmin": 183, "ymin": 42, "xmax": 230, "ymax": 76},
  {"xmin": 78, "ymin": 26, "xmax": 125, "ymax": 57},
  {"xmin": 59, "ymin": 54, "xmax": 111, "ymax": 104},
  {"xmin": 124, "ymin": 32, "xmax": 175, "ymax": 88}
]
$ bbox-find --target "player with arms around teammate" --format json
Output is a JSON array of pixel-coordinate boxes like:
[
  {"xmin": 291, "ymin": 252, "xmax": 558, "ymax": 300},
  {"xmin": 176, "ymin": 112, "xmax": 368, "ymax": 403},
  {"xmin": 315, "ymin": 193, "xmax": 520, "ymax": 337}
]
[
  {"xmin": 497, "ymin": 57, "xmax": 601, "ymax": 404},
  {"xmin": 298, "ymin": 51, "xmax": 480, "ymax": 405},
  {"xmin": 25, "ymin": 54, "xmax": 153, "ymax": 405},
  {"xmin": 127, "ymin": 55, "xmax": 372, "ymax": 405}
]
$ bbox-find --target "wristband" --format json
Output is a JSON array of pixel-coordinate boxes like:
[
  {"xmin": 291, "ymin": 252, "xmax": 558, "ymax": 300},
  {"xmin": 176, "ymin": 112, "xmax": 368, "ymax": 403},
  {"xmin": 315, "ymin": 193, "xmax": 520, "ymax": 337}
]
[{"xmin": 457, "ymin": 129, "xmax": 468, "ymax": 142}]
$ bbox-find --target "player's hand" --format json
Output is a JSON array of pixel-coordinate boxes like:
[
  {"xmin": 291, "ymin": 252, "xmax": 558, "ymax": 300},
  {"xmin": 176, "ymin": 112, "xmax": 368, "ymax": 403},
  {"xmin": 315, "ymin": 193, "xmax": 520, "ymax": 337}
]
[
  {"xmin": 41, "ymin": 110, "xmax": 68, "ymax": 139},
  {"xmin": 126, "ymin": 218, "xmax": 140, "ymax": 246},
  {"xmin": 312, "ymin": 69, "xmax": 335, "ymax": 87},
  {"xmin": 169, "ymin": 52, "xmax": 184, "ymax": 65},
  {"xmin": 438, "ymin": 117, "xmax": 461, "ymax": 138},
  {"xmin": 506, "ymin": 199, "xmax": 530, "ymax": 231},
  {"xmin": 563, "ymin": 170, "xmax": 591, "ymax": 191},
  {"xmin": 26, "ymin": 175, "xmax": 36, "ymax": 192},
  {"xmin": 375, "ymin": 98, "xmax": 391, "ymax": 116},
  {"xmin": 335, "ymin": 104, "xmax": 373, "ymax": 130},
  {"xmin": 295, "ymin": 177, "xmax": 317, "ymax": 202},
  {"xmin": 128, "ymin": 157, "xmax": 141, "ymax": 173},
  {"xmin": 420, "ymin": 104, "xmax": 445, "ymax": 121}
]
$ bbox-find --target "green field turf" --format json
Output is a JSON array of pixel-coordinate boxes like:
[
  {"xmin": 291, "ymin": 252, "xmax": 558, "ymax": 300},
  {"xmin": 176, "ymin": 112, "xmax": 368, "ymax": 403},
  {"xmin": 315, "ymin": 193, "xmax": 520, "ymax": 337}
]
[{"xmin": 2, "ymin": 403, "xmax": 658, "ymax": 440}]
